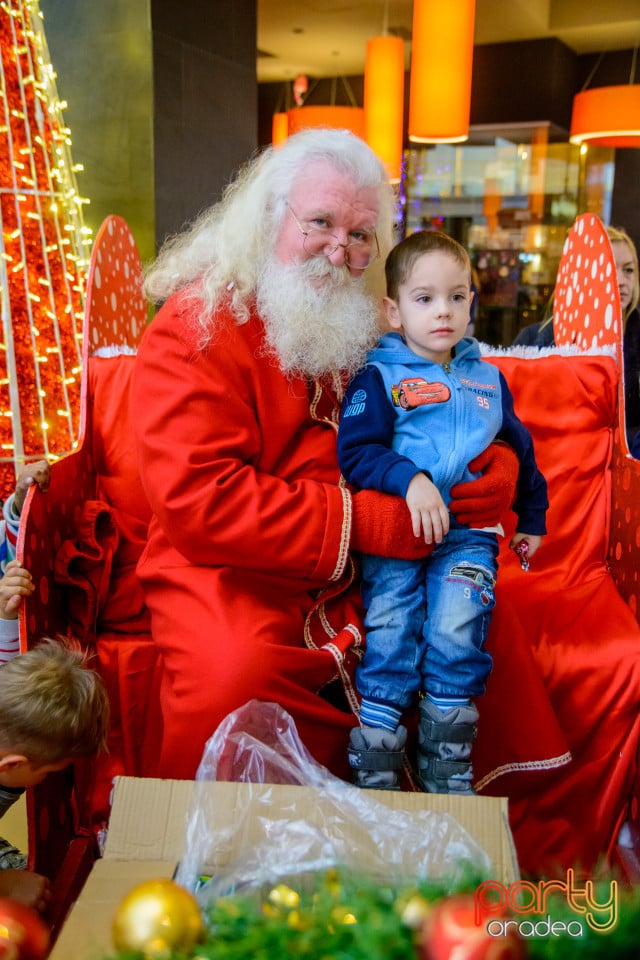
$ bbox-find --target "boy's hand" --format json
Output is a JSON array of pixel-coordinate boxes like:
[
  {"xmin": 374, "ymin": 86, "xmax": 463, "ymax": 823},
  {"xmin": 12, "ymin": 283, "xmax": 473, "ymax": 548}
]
[
  {"xmin": 510, "ymin": 532, "xmax": 543, "ymax": 569},
  {"xmin": 0, "ymin": 560, "xmax": 35, "ymax": 618},
  {"xmin": 14, "ymin": 459, "xmax": 50, "ymax": 515},
  {"xmin": 406, "ymin": 473, "xmax": 450, "ymax": 544},
  {"xmin": 0, "ymin": 868, "xmax": 51, "ymax": 912}
]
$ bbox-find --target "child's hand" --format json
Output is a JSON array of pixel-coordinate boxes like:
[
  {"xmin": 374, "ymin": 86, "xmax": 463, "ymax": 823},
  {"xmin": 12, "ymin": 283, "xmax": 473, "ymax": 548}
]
[
  {"xmin": 0, "ymin": 560, "xmax": 35, "ymax": 618},
  {"xmin": 14, "ymin": 459, "xmax": 50, "ymax": 515},
  {"xmin": 406, "ymin": 473, "xmax": 450, "ymax": 544},
  {"xmin": 510, "ymin": 532, "xmax": 543, "ymax": 570},
  {"xmin": 0, "ymin": 868, "xmax": 51, "ymax": 912}
]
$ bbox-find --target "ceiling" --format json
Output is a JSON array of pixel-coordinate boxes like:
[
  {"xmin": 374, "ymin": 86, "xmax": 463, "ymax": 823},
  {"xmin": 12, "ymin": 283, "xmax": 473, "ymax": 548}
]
[{"xmin": 257, "ymin": 0, "xmax": 640, "ymax": 83}]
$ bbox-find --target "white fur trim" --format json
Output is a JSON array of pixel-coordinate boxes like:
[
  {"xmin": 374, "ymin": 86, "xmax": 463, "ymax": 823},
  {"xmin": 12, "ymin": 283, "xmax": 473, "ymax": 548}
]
[
  {"xmin": 91, "ymin": 345, "xmax": 138, "ymax": 358},
  {"xmin": 479, "ymin": 342, "xmax": 617, "ymax": 359}
]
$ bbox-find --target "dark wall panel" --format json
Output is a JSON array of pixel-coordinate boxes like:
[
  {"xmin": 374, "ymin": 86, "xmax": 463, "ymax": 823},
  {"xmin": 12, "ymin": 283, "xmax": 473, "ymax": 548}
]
[
  {"xmin": 150, "ymin": 0, "xmax": 257, "ymax": 247},
  {"xmin": 610, "ymin": 149, "xmax": 640, "ymax": 258},
  {"xmin": 470, "ymin": 39, "xmax": 578, "ymax": 129},
  {"xmin": 151, "ymin": 0, "xmax": 255, "ymax": 63}
]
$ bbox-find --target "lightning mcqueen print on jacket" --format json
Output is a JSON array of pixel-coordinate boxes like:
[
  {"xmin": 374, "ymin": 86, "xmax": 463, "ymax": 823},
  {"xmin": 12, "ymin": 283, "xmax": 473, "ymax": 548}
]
[{"xmin": 391, "ymin": 378, "xmax": 451, "ymax": 409}]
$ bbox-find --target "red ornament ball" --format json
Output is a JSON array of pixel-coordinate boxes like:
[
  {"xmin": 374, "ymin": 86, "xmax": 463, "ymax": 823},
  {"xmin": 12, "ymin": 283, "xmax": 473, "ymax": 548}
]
[
  {"xmin": 0, "ymin": 898, "xmax": 50, "ymax": 960},
  {"xmin": 420, "ymin": 894, "xmax": 525, "ymax": 960}
]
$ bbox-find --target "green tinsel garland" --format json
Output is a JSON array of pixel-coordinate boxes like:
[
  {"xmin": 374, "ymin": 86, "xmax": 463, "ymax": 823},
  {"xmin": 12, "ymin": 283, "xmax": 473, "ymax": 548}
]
[
  {"xmin": 103, "ymin": 869, "xmax": 478, "ymax": 960},
  {"xmin": 103, "ymin": 868, "xmax": 640, "ymax": 960}
]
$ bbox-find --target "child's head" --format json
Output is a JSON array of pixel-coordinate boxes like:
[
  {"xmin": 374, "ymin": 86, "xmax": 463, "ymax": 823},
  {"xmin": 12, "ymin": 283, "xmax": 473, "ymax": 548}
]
[
  {"xmin": 0, "ymin": 637, "xmax": 110, "ymax": 788},
  {"xmin": 384, "ymin": 230, "xmax": 473, "ymax": 363}
]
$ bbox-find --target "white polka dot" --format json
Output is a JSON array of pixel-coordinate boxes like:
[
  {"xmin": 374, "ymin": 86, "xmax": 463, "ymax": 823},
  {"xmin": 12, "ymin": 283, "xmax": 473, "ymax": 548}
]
[{"xmin": 605, "ymin": 303, "xmax": 613, "ymax": 329}]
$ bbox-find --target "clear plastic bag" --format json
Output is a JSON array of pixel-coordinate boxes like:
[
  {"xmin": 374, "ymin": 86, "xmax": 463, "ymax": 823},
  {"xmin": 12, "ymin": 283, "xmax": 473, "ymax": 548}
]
[{"xmin": 175, "ymin": 700, "xmax": 493, "ymax": 905}]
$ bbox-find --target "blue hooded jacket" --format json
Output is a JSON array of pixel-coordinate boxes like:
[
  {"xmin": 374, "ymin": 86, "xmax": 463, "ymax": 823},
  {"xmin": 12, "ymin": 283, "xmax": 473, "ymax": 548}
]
[{"xmin": 337, "ymin": 332, "xmax": 547, "ymax": 534}]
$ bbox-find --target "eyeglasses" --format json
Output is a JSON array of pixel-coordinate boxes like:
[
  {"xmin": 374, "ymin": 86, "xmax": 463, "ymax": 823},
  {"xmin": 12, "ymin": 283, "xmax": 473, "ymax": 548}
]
[{"xmin": 286, "ymin": 204, "xmax": 380, "ymax": 270}]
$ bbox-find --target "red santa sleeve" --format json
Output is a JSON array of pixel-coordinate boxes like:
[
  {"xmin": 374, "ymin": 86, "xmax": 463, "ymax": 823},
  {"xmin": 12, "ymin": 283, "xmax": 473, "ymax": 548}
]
[{"xmin": 131, "ymin": 297, "xmax": 351, "ymax": 585}]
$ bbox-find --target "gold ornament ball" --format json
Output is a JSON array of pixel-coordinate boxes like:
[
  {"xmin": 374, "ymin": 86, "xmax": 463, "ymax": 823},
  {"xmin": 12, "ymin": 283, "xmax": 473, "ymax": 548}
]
[{"xmin": 112, "ymin": 878, "xmax": 205, "ymax": 959}]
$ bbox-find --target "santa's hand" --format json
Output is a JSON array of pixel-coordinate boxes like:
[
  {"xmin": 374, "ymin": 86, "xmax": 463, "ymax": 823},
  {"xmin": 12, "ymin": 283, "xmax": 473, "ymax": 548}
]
[
  {"xmin": 449, "ymin": 443, "xmax": 518, "ymax": 528},
  {"xmin": 351, "ymin": 489, "xmax": 434, "ymax": 559}
]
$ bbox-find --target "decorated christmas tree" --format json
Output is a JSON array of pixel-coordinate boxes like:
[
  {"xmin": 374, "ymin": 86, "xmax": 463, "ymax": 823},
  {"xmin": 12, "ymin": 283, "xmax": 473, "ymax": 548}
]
[{"xmin": 0, "ymin": 0, "xmax": 90, "ymax": 499}]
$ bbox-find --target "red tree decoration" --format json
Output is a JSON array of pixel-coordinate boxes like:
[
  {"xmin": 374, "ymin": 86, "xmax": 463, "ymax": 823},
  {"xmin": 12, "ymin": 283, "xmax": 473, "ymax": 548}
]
[{"xmin": 0, "ymin": 0, "xmax": 90, "ymax": 499}]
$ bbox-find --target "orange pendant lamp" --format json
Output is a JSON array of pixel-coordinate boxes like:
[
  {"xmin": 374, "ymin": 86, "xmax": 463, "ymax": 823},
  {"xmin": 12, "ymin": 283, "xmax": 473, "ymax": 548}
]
[
  {"xmin": 272, "ymin": 112, "xmax": 289, "ymax": 147},
  {"xmin": 570, "ymin": 85, "xmax": 640, "ymax": 148},
  {"xmin": 570, "ymin": 48, "xmax": 640, "ymax": 148},
  {"xmin": 408, "ymin": 0, "xmax": 476, "ymax": 143},
  {"xmin": 286, "ymin": 75, "xmax": 365, "ymax": 138},
  {"xmin": 364, "ymin": 35, "xmax": 405, "ymax": 183},
  {"xmin": 287, "ymin": 105, "xmax": 365, "ymax": 138}
]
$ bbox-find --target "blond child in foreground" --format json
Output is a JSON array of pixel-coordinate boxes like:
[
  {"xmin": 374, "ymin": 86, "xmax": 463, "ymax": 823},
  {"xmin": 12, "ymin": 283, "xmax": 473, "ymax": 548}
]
[{"xmin": 0, "ymin": 637, "xmax": 110, "ymax": 911}]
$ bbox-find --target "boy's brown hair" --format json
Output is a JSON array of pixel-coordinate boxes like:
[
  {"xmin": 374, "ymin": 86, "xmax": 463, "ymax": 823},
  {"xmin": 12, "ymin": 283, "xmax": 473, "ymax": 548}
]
[
  {"xmin": 0, "ymin": 637, "xmax": 109, "ymax": 766},
  {"xmin": 385, "ymin": 230, "xmax": 472, "ymax": 301}
]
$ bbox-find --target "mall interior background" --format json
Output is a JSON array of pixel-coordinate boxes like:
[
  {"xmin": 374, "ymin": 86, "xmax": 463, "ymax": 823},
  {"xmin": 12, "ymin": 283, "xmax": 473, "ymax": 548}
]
[{"xmin": 41, "ymin": 0, "xmax": 640, "ymax": 345}]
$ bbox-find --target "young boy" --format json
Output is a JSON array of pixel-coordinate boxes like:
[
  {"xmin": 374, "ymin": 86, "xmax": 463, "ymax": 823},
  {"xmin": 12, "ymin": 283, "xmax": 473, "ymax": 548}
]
[
  {"xmin": 337, "ymin": 230, "xmax": 548, "ymax": 794},
  {"xmin": 0, "ymin": 460, "xmax": 51, "ymax": 664},
  {"xmin": 0, "ymin": 636, "xmax": 110, "ymax": 910}
]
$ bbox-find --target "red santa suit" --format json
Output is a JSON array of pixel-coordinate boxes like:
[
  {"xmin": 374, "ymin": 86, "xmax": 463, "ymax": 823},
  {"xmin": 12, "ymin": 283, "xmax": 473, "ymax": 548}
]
[{"xmin": 132, "ymin": 294, "xmax": 366, "ymax": 780}]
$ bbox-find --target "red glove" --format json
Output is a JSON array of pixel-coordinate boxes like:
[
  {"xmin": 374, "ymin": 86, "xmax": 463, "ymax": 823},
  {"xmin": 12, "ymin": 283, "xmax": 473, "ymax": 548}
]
[
  {"xmin": 351, "ymin": 489, "xmax": 434, "ymax": 560},
  {"xmin": 449, "ymin": 442, "xmax": 518, "ymax": 528}
]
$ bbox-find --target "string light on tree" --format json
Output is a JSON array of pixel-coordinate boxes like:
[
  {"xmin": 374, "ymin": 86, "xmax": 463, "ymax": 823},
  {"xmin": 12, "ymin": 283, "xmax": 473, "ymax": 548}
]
[{"xmin": 0, "ymin": 0, "xmax": 91, "ymax": 498}]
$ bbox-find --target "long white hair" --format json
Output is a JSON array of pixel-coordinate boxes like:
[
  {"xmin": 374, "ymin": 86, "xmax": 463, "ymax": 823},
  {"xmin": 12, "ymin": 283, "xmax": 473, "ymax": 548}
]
[{"xmin": 143, "ymin": 128, "xmax": 397, "ymax": 344}]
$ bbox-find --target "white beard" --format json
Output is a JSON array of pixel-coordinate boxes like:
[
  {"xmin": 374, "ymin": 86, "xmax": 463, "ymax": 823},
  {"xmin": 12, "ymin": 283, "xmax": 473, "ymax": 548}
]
[{"xmin": 256, "ymin": 256, "xmax": 381, "ymax": 379}]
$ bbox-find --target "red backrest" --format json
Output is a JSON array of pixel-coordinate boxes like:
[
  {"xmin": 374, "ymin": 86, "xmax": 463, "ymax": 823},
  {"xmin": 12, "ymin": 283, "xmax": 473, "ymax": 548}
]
[
  {"xmin": 17, "ymin": 216, "xmax": 149, "ymax": 936},
  {"xmin": 549, "ymin": 212, "xmax": 640, "ymax": 621}
]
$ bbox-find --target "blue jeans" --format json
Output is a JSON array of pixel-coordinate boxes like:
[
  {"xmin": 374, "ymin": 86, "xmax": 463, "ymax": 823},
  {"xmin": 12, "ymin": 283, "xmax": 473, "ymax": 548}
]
[{"xmin": 358, "ymin": 526, "xmax": 499, "ymax": 708}]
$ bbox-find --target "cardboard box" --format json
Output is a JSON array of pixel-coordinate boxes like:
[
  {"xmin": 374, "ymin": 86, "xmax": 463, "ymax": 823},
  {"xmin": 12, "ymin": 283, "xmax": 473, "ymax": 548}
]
[{"xmin": 49, "ymin": 776, "xmax": 518, "ymax": 959}]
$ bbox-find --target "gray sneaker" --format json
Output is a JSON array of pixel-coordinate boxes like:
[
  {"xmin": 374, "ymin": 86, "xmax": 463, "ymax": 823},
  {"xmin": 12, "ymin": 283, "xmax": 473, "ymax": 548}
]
[
  {"xmin": 417, "ymin": 699, "xmax": 478, "ymax": 795},
  {"xmin": 348, "ymin": 724, "xmax": 407, "ymax": 790}
]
